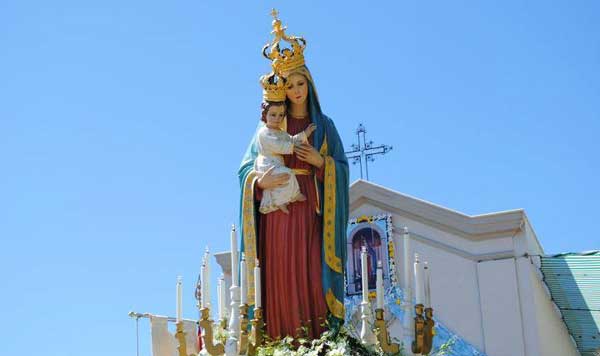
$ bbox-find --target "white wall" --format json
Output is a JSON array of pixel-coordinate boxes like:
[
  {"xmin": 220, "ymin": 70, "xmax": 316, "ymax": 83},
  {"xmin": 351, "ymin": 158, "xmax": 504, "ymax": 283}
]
[
  {"xmin": 350, "ymin": 189, "xmax": 579, "ymax": 356},
  {"xmin": 352, "ymin": 203, "xmax": 486, "ymax": 350},
  {"xmin": 522, "ymin": 222, "xmax": 580, "ymax": 356},
  {"xmin": 414, "ymin": 239, "xmax": 485, "ymax": 351},
  {"xmin": 529, "ymin": 262, "xmax": 580, "ymax": 356},
  {"xmin": 477, "ymin": 259, "xmax": 525, "ymax": 356}
]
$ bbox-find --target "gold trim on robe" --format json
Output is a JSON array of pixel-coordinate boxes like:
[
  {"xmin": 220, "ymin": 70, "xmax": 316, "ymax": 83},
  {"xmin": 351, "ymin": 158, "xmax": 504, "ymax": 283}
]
[
  {"xmin": 242, "ymin": 171, "xmax": 258, "ymax": 306},
  {"xmin": 326, "ymin": 288, "xmax": 345, "ymax": 320},
  {"xmin": 315, "ymin": 136, "xmax": 328, "ymax": 214},
  {"xmin": 323, "ymin": 155, "xmax": 342, "ymax": 274},
  {"xmin": 319, "ymin": 136, "xmax": 345, "ymax": 319}
]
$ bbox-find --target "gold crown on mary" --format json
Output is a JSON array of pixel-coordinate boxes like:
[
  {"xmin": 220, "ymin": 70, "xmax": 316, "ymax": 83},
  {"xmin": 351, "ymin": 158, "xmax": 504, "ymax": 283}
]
[
  {"xmin": 260, "ymin": 72, "xmax": 286, "ymax": 102},
  {"xmin": 262, "ymin": 9, "xmax": 307, "ymax": 76}
]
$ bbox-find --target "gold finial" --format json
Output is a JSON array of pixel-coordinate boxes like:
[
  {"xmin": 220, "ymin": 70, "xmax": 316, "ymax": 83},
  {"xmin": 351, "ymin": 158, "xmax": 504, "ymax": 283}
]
[{"xmin": 262, "ymin": 9, "xmax": 306, "ymax": 76}]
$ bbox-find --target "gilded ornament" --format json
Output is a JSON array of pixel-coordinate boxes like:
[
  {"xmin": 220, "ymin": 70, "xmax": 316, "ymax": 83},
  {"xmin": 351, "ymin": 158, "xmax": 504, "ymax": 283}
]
[
  {"xmin": 374, "ymin": 308, "xmax": 400, "ymax": 354},
  {"xmin": 412, "ymin": 304, "xmax": 426, "ymax": 354},
  {"xmin": 199, "ymin": 307, "xmax": 225, "ymax": 355},
  {"xmin": 175, "ymin": 321, "xmax": 194, "ymax": 356},
  {"xmin": 262, "ymin": 9, "xmax": 307, "ymax": 76},
  {"xmin": 260, "ymin": 72, "xmax": 286, "ymax": 102}
]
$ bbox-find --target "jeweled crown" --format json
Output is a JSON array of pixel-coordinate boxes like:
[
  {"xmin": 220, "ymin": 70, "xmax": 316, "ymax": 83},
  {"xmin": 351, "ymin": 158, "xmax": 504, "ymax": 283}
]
[
  {"xmin": 260, "ymin": 72, "xmax": 286, "ymax": 102},
  {"xmin": 262, "ymin": 9, "xmax": 306, "ymax": 76}
]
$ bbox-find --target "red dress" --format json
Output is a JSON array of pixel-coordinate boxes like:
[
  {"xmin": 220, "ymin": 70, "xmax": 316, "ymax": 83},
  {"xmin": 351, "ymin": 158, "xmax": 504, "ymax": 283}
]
[{"xmin": 256, "ymin": 116, "xmax": 329, "ymax": 340}]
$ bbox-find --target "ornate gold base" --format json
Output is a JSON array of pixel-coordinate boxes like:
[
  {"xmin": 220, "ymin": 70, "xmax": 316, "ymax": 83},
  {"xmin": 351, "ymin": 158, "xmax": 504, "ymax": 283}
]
[
  {"xmin": 247, "ymin": 307, "xmax": 264, "ymax": 356},
  {"xmin": 412, "ymin": 304, "xmax": 435, "ymax": 355},
  {"xmin": 422, "ymin": 307, "xmax": 435, "ymax": 355},
  {"xmin": 239, "ymin": 304, "xmax": 250, "ymax": 354},
  {"xmin": 199, "ymin": 307, "xmax": 225, "ymax": 356},
  {"xmin": 374, "ymin": 308, "xmax": 400, "ymax": 354},
  {"xmin": 412, "ymin": 304, "xmax": 425, "ymax": 354},
  {"xmin": 175, "ymin": 321, "xmax": 190, "ymax": 356}
]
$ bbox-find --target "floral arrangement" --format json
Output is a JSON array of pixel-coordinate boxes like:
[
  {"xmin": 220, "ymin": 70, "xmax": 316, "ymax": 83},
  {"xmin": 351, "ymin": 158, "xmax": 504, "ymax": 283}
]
[
  {"xmin": 253, "ymin": 322, "xmax": 457, "ymax": 356},
  {"xmin": 255, "ymin": 324, "xmax": 398, "ymax": 356}
]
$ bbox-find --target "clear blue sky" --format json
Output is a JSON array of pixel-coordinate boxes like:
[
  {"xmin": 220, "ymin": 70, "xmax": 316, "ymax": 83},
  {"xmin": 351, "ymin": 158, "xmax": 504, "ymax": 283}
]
[{"xmin": 1, "ymin": 1, "xmax": 599, "ymax": 355}]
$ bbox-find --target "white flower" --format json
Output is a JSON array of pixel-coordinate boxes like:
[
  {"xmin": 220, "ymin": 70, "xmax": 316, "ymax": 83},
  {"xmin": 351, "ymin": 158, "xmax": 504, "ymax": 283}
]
[
  {"xmin": 325, "ymin": 345, "xmax": 346, "ymax": 356},
  {"xmin": 273, "ymin": 349, "xmax": 295, "ymax": 356}
]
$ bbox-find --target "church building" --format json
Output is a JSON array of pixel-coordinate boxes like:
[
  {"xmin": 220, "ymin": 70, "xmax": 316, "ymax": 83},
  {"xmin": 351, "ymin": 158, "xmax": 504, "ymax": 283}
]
[{"xmin": 216, "ymin": 179, "xmax": 599, "ymax": 356}]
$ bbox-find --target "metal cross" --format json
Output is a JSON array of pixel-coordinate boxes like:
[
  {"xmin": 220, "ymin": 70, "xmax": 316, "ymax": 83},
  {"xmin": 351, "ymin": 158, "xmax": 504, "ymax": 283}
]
[{"xmin": 345, "ymin": 124, "xmax": 392, "ymax": 181}]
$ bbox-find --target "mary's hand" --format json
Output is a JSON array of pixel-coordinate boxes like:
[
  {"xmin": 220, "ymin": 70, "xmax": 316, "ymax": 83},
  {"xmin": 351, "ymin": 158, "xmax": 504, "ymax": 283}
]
[
  {"xmin": 257, "ymin": 166, "xmax": 290, "ymax": 190},
  {"xmin": 295, "ymin": 143, "xmax": 324, "ymax": 168}
]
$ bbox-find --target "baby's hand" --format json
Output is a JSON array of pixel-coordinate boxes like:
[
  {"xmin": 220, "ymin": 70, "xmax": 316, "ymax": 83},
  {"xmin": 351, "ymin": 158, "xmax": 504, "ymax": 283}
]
[{"xmin": 304, "ymin": 123, "xmax": 317, "ymax": 137}]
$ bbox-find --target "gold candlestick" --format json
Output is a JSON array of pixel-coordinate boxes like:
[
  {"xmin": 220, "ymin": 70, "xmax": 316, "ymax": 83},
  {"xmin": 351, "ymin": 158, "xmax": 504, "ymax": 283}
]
[
  {"xmin": 175, "ymin": 321, "xmax": 190, "ymax": 356},
  {"xmin": 199, "ymin": 307, "xmax": 225, "ymax": 356},
  {"xmin": 374, "ymin": 308, "xmax": 400, "ymax": 354},
  {"xmin": 412, "ymin": 303, "xmax": 425, "ymax": 354},
  {"xmin": 247, "ymin": 307, "xmax": 264, "ymax": 356},
  {"xmin": 422, "ymin": 307, "xmax": 435, "ymax": 354},
  {"xmin": 238, "ymin": 304, "xmax": 250, "ymax": 354}
]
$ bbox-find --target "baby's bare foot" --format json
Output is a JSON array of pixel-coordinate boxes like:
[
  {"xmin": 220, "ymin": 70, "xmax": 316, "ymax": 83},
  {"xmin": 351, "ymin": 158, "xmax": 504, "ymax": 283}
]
[
  {"xmin": 279, "ymin": 204, "xmax": 290, "ymax": 214},
  {"xmin": 294, "ymin": 193, "xmax": 306, "ymax": 202}
]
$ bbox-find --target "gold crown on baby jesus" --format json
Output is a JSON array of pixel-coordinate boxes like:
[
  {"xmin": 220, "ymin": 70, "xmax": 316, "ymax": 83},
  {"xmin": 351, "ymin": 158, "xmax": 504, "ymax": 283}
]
[
  {"xmin": 262, "ymin": 9, "xmax": 306, "ymax": 76},
  {"xmin": 260, "ymin": 72, "xmax": 287, "ymax": 102}
]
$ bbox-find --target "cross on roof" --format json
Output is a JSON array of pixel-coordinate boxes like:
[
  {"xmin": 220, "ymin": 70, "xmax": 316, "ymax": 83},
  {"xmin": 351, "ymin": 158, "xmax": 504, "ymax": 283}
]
[{"xmin": 345, "ymin": 124, "xmax": 392, "ymax": 181}]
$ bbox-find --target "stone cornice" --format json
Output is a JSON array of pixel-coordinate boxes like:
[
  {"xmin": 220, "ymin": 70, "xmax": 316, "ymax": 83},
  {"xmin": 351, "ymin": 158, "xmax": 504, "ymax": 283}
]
[{"xmin": 350, "ymin": 180, "xmax": 525, "ymax": 241}]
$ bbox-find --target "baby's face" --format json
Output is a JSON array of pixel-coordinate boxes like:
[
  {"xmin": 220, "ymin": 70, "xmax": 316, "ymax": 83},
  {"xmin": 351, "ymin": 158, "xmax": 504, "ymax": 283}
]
[{"xmin": 265, "ymin": 105, "xmax": 286, "ymax": 129}]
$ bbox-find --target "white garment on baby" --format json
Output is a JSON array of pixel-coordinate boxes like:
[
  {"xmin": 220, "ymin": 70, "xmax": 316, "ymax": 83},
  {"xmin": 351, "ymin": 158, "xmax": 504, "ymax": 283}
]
[{"xmin": 254, "ymin": 127, "xmax": 307, "ymax": 214}]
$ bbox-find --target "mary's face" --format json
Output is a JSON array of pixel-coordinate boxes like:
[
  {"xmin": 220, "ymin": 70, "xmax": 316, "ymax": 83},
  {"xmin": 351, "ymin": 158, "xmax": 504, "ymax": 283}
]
[{"xmin": 285, "ymin": 73, "xmax": 308, "ymax": 105}]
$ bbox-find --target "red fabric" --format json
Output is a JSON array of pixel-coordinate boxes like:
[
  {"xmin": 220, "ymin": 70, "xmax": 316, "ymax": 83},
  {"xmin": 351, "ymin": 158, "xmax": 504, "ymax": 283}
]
[
  {"xmin": 197, "ymin": 324, "xmax": 203, "ymax": 351},
  {"xmin": 256, "ymin": 116, "xmax": 328, "ymax": 340},
  {"xmin": 315, "ymin": 160, "xmax": 325, "ymax": 181}
]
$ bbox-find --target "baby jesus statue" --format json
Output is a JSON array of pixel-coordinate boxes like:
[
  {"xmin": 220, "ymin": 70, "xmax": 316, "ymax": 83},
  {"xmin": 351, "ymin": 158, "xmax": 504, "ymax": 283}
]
[{"xmin": 254, "ymin": 101, "xmax": 316, "ymax": 214}]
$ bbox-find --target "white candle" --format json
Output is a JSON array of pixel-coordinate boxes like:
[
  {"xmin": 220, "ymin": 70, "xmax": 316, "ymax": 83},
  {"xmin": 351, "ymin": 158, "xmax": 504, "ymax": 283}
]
[
  {"xmin": 361, "ymin": 246, "xmax": 369, "ymax": 303},
  {"xmin": 222, "ymin": 275, "xmax": 228, "ymax": 317},
  {"xmin": 424, "ymin": 262, "xmax": 431, "ymax": 308},
  {"xmin": 402, "ymin": 227, "xmax": 411, "ymax": 293},
  {"xmin": 205, "ymin": 248, "xmax": 211, "ymax": 309},
  {"xmin": 231, "ymin": 225, "xmax": 239, "ymax": 287},
  {"xmin": 176, "ymin": 276, "xmax": 183, "ymax": 322},
  {"xmin": 218, "ymin": 276, "xmax": 226, "ymax": 320},
  {"xmin": 376, "ymin": 260, "xmax": 384, "ymax": 309},
  {"xmin": 414, "ymin": 254, "xmax": 424, "ymax": 305},
  {"xmin": 254, "ymin": 259, "xmax": 261, "ymax": 308},
  {"xmin": 200, "ymin": 263, "xmax": 207, "ymax": 308},
  {"xmin": 240, "ymin": 253, "xmax": 247, "ymax": 305},
  {"xmin": 217, "ymin": 278, "xmax": 222, "ymax": 318}
]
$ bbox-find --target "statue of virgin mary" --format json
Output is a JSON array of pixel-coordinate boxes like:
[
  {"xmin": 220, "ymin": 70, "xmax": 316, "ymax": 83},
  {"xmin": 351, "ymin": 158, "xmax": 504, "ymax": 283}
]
[{"xmin": 238, "ymin": 10, "xmax": 349, "ymax": 340}]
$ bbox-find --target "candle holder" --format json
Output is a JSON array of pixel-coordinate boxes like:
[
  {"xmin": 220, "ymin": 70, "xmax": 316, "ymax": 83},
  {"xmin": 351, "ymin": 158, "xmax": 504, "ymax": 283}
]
[
  {"xmin": 411, "ymin": 304, "xmax": 425, "ymax": 355},
  {"xmin": 247, "ymin": 307, "xmax": 264, "ymax": 356},
  {"xmin": 228, "ymin": 284, "xmax": 241, "ymax": 341},
  {"xmin": 374, "ymin": 308, "xmax": 400, "ymax": 354},
  {"xmin": 199, "ymin": 307, "xmax": 225, "ymax": 356},
  {"xmin": 238, "ymin": 304, "xmax": 250, "ymax": 355},
  {"xmin": 360, "ymin": 301, "xmax": 377, "ymax": 346},
  {"xmin": 175, "ymin": 321, "xmax": 193, "ymax": 356},
  {"xmin": 422, "ymin": 307, "xmax": 435, "ymax": 354},
  {"xmin": 401, "ymin": 289, "xmax": 414, "ymax": 355}
]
